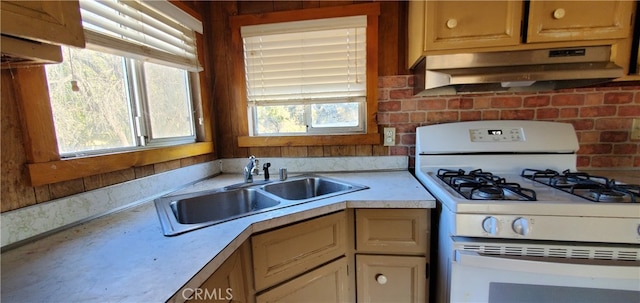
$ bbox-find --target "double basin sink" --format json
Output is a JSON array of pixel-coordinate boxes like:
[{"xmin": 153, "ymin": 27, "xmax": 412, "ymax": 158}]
[{"xmin": 154, "ymin": 175, "xmax": 368, "ymax": 236}]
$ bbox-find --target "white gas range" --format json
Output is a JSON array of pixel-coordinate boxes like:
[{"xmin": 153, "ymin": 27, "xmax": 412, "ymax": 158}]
[{"xmin": 414, "ymin": 120, "xmax": 640, "ymax": 303}]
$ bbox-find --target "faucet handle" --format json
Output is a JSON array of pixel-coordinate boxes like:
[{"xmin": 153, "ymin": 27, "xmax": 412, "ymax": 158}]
[{"xmin": 263, "ymin": 163, "xmax": 271, "ymax": 180}]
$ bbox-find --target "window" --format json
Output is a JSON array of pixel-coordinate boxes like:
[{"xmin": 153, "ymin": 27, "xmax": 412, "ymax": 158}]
[
  {"xmin": 45, "ymin": 0, "xmax": 202, "ymax": 157},
  {"xmin": 241, "ymin": 15, "xmax": 367, "ymax": 136},
  {"xmin": 46, "ymin": 47, "xmax": 194, "ymax": 156}
]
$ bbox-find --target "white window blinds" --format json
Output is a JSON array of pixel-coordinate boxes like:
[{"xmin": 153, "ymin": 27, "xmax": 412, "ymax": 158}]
[
  {"xmin": 241, "ymin": 15, "xmax": 367, "ymax": 103},
  {"xmin": 79, "ymin": 0, "xmax": 202, "ymax": 71}
]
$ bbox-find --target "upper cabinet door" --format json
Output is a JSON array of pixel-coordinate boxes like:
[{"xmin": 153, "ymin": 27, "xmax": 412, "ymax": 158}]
[
  {"xmin": 423, "ymin": 1, "xmax": 523, "ymax": 51},
  {"xmin": 1, "ymin": 0, "xmax": 85, "ymax": 48},
  {"xmin": 527, "ymin": 0, "xmax": 633, "ymax": 43}
]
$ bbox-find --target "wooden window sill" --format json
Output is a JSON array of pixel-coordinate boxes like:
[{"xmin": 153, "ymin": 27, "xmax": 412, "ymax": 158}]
[{"xmin": 27, "ymin": 142, "xmax": 214, "ymax": 186}]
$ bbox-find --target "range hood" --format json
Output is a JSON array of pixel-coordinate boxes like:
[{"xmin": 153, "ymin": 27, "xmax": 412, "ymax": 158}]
[{"xmin": 413, "ymin": 46, "xmax": 624, "ymax": 96}]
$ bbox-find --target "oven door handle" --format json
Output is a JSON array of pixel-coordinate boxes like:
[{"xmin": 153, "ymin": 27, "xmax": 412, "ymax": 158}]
[{"xmin": 455, "ymin": 250, "xmax": 640, "ymax": 280}]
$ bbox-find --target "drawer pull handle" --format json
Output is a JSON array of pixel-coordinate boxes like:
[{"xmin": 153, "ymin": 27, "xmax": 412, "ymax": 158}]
[
  {"xmin": 446, "ymin": 18, "xmax": 458, "ymax": 29},
  {"xmin": 553, "ymin": 8, "xmax": 566, "ymax": 19},
  {"xmin": 375, "ymin": 274, "xmax": 388, "ymax": 285}
]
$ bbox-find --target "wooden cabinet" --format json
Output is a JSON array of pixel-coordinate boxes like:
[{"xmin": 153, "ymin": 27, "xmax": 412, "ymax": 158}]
[
  {"xmin": 1, "ymin": 0, "xmax": 85, "ymax": 66},
  {"xmin": 527, "ymin": 1, "xmax": 633, "ymax": 43},
  {"xmin": 1, "ymin": 35, "xmax": 63, "ymax": 66},
  {"xmin": 418, "ymin": 1, "xmax": 522, "ymax": 51},
  {"xmin": 190, "ymin": 241, "xmax": 254, "ymax": 303},
  {"xmin": 356, "ymin": 255, "xmax": 426, "ymax": 303},
  {"xmin": 408, "ymin": 0, "xmax": 522, "ymax": 66},
  {"xmin": 1, "ymin": 1, "xmax": 84, "ymax": 47},
  {"xmin": 354, "ymin": 209, "xmax": 430, "ymax": 302},
  {"xmin": 256, "ymin": 257, "xmax": 350, "ymax": 303},
  {"xmin": 178, "ymin": 208, "xmax": 433, "ymax": 302},
  {"xmin": 356, "ymin": 208, "xmax": 429, "ymax": 255},
  {"xmin": 408, "ymin": 0, "xmax": 635, "ymax": 69},
  {"xmin": 252, "ymin": 211, "xmax": 348, "ymax": 293}
]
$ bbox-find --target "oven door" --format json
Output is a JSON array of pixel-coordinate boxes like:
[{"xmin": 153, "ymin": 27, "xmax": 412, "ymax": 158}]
[{"xmin": 451, "ymin": 250, "xmax": 640, "ymax": 303}]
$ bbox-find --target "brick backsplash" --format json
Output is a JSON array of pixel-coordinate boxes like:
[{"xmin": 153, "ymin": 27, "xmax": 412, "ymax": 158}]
[{"xmin": 378, "ymin": 75, "xmax": 640, "ymax": 169}]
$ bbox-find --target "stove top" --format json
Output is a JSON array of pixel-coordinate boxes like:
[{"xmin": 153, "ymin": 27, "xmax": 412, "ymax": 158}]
[
  {"xmin": 522, "ymin": 169, "xmax": 639, "ymax": 203},
  {"xmin": 418, "ymin": 166, "xmax": 640, "ymax": 218},
  {"xmin": 436, "ymin": 168, "xmax": 639, "ymax": 204},
  {"xmin": 418, "ymin": 166, "xmax": 640, "ymax": 242}
]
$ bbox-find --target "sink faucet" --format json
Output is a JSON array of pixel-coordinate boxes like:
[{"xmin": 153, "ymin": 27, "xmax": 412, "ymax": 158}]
[{"xmin": 244, "ymin": 155, "xmax": 260, "ymax": 183}]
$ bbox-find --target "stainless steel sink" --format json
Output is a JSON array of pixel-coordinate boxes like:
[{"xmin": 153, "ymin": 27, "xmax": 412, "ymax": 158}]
[
  {"xmin": 262, "ymin": 177, "xmax": 356, "ymax": 200},
  {"xmin": 171, "ymin": 188, "xmax": 280, "ymax": 224},
  {"xmin": 155, "ymin": 175, "xmax": 368, "ymax": 236}
]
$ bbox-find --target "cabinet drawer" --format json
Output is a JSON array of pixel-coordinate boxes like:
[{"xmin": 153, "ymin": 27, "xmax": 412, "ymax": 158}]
[
  {"xmin": 252, "ymin": 211, "xmax": 347, "ymax": 292},
  {"xmin": 356, "ymin": 254, "xmax": 427, "ymax": 303},
  {"xmin": 355, "ymin": 209, "xmax": 428, "ymax": 254},
  {"xmin": 256, "ymin": 257, "xmax": 349, "ymax": 303}
]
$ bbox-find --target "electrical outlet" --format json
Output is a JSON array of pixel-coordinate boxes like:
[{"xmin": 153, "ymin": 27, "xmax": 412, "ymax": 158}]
[
  {"xmin": 632, "ymin": 119, "xmax": 640, "ymax": 141},
  {"xmin": 383, "ymin": 127, "xmax": 396, "ymax": 146}
]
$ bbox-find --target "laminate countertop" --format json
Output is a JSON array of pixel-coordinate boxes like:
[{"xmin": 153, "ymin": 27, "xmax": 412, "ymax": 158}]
[{"xmin": 1, "ymin": 171, "xmax": 435, "ymax": 303}]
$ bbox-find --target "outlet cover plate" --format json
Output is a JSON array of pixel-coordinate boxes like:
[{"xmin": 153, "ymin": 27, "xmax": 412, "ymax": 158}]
[
  {"xmin": 632, "ymin": 119, "xmax": 640, "ymax": 140},
  {"xmin": 383, "ymin": 127, "xmax": 396, "ymax": 146}
]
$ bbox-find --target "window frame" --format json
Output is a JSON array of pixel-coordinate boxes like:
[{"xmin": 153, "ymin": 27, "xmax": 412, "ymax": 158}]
[
  {"xmin": 230, "ymin": 3, "xmax": 381, "ymax": 147},
  {"xmin": 17, "ymin": 7, "xmax": 213, "ymax": 187},
  {"xmin": 48, "ymin": 50, "xmax": 199, "ymax": 158},
  {"xmin": 130, "ymin": 59, "xmax": 197, "ymax": 147}
]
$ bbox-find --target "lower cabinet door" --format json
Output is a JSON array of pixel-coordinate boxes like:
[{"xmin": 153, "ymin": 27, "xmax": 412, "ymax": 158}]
[
  {"xmin": 356, "ymin": 254, "xmax": 427, "ymax": 303},
  {"xmin": 190, "ymin": 242, "xmax": 253, "ymax": 303},
  {"xmin": 252, "ymin": 211, "xmax": 347, "ymax": 291},
  {"xmin": 256, "ymin": 257, "xmax": 350, "ymax": 303}
]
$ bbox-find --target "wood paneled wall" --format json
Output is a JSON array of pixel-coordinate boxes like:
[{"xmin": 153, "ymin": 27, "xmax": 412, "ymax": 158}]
[{"xmin": 205, "ymin": 1, "xmax": 407, "ymax": 159}]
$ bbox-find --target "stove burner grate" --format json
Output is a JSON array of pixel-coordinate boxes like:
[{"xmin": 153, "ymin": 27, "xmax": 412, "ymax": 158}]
[
  {"xmin": 521, "ymin": 168, "xmax": 639, "ymax": 203},
  {"xmin": 438, "ymin": 169, "xmax": 536, "ymax": 201}
]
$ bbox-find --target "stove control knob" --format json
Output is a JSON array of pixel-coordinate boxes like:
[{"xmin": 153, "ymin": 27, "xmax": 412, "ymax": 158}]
[
  {"xmin": 512, "ymin": 217, "xmax": 529, "ymax": 236},
  {"xmin": 482, "ymin": 216, "xmax": 499, "ymax": 235}
]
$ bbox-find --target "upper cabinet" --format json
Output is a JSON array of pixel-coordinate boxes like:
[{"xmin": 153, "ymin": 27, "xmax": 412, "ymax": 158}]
[
  {"xmin": 1, "ymin": 0, "xmax": 85, "ymax": 67},
  {"xmin": 408, "ymin": 0, "xmax": 636, "ymax": 69},
  {"xmin": 527, "ymin": 0, "xmax": 633, "ymax": 43},
  {"xmin": 419, "ymin": 1, "xmax": 522, "ymax": 51}
]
